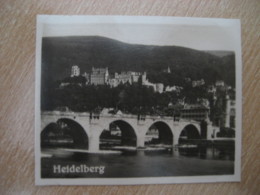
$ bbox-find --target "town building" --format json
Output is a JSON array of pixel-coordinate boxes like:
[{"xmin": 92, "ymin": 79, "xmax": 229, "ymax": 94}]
[
  {"xmin": 192, "ymin": 79, "xmax": 205, "ymax": 87},
  {"xmin": 197, "ymin": 98, "xmax": 210, "ymax": 107},
  {"xmin": 215, "ymin": 80, "xmax": 225, "ymax": 87},
  {"xmin": 224, "ymin": 95, "xmax": 236, "ymax": 128},
  {"xmin": 59, "ymin": 82, "xmax": 70, "ymax": 88},
  {"xmin": 165, "ymin": 86, "xmax": 176, "ymax": 92},
  {"xmin": 163, "ymin": 66, "xmax": 171, "ymax": 73},
  {"xmin": 180, "ymin": 104, "xmax": 210, "ymax": 122},
  {"xmin": 207, "ymin": 85, "xmax": 217, "ymax": 93},
  {"xmin": 90, "ymin": 67, "xmax": 109, "ymax": 85},
  {"xmin": 71, "ymin": 65, "xmax": 80, "ymax": 77},
  {"xmin": 165, "ymin": 85, "xmax": 182, "ymax": 93}
]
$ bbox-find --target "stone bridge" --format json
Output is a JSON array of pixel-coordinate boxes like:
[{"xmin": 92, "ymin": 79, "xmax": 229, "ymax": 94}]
[{"xmin": 41, "ymin": 111, "xmax": 216, "ymax": 152}]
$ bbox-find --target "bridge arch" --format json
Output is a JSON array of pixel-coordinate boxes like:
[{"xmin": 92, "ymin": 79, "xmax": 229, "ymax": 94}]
[
  {"xmin": 145, "ymin": 121, "xmax": 174, "ymax": 146},
  {"xmin": 41, "ymin": 118, "xmax": 89, "ymax": 149},
  {"xmin": 99, "ymin": 120, "xmax": 137, "ymax": 149},
  {"xmin": 178, "ymin": 124, "xmax": 201, "ymax": 144}
]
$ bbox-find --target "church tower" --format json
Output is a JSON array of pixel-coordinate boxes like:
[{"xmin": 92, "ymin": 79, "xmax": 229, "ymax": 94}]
[{"xmin": 167, "ymin": 66, "xmax": 171, "ymax": 73}]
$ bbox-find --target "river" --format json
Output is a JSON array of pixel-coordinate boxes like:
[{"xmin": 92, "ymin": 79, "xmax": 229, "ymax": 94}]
[{"xmin": 41, "ymin": 146, "xmax": 234, "ymax": 178}]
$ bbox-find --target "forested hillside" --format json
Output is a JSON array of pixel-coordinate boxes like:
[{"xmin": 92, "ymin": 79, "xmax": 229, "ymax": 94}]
[{"xmin": 42, "ymin": 36, "xmax": 235, "ymax": 89}]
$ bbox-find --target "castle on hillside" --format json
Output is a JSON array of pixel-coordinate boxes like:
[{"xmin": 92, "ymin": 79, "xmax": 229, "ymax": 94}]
[
  {"xmin": 67, "ymin": 65, "xmax": 168, "ymax": 93},
  {"xmin": 90, "ymin": 67, "xmax": 109, "ymax": 85},
  {"xmin": 63, "ymin": 65, "xmax": 236, "ymax": 127}
]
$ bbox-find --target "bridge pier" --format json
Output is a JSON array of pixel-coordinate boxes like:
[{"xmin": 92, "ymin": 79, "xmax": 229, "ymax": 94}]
[
  {"xmin": 173, "ymin": 134, "xmax": 179, "ymax": 146},
  {"xmin": 89, "ymin": 134, "xmax": 99, "ymax": 153},
  {"xmin": 137, "ymin": 136, "xmax": 145, "ymax": 148}
]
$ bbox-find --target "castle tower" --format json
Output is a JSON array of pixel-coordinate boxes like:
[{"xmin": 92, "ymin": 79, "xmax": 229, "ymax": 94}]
[
  {"xmin": 141, "ymin": 72, "xmax": 147, "ymax": 84},
  {"xmin": 71, "ymin": 65, "xmax": 80, "ymax": 77}
]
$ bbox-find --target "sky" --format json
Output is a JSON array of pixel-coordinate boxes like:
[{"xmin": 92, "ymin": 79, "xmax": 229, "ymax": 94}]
[{"xmin": 40, "ymin": 15, "xmax": 241, "ymax": 51}]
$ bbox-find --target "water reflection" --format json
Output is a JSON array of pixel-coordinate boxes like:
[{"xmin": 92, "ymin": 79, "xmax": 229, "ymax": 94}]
[
  {"xmin": 41, "ymin": 141, "xmax": 235, "ymax": 178},
  {"xmin": 42, "ymin": 142, "xmax": 234, "ymax": 161}
]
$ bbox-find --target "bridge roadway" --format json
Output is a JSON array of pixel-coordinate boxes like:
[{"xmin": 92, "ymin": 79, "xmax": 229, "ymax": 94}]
[{"xmin": 41, "ymin": 111, "xmax": 216, "ymax": 152}]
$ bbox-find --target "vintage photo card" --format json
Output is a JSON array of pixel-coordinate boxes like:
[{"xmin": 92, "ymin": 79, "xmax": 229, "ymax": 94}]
[{"xmin": 35, "ymin": 15, "xmax": 242, "ymax": 185}]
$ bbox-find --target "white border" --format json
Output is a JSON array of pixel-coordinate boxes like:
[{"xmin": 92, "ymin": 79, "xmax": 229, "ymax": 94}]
[{"xmin": 35, "ymin": 15, "xmax": 242, "ymax": 185}]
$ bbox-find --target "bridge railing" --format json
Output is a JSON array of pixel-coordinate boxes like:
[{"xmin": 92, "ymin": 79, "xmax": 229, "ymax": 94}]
[{"xmin": 41, "ymin": 111, "xmax": 201, "ymax": 124}]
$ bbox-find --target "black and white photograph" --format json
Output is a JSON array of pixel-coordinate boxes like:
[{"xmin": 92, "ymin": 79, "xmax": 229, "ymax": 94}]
[{"xmin": 35, "ymin": 15, "xmax": 242, "ymax": 185}]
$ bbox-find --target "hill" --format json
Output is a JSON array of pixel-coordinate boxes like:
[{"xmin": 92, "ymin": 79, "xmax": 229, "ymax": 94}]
[{"xmin": 42, "ymin": 36, "xmax": 235, "ymax": 88}]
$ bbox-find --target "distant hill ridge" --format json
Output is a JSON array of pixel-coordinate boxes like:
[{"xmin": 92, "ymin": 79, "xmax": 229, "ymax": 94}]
[{"xmin": 42, "ymin": 36, "xmax": 235, "ymax": 88}]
